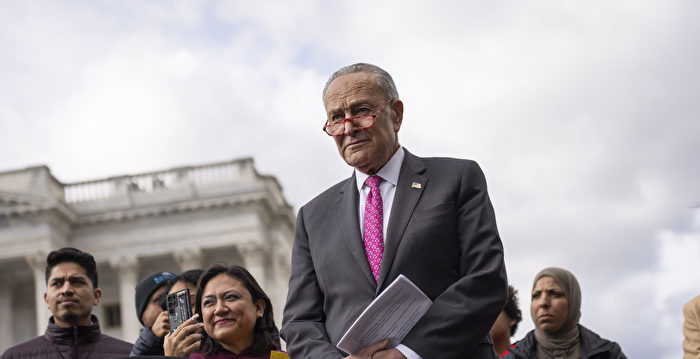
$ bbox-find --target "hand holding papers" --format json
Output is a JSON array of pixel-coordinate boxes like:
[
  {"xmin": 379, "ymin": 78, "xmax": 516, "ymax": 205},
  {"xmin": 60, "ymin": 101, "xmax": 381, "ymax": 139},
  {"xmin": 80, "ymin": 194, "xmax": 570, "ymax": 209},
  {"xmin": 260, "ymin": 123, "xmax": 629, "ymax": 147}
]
[{"xmin": 336, "ymin": 275, "xmax": 432, "ymax": 354}]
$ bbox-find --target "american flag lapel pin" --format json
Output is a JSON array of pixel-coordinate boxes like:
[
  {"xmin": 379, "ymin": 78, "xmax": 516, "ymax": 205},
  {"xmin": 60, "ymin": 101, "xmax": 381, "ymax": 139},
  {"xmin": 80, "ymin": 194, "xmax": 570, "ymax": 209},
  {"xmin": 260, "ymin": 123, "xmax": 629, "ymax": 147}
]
[{"xmin": 411, "ymin": 182, "xmax": 422, "ymax": 190}]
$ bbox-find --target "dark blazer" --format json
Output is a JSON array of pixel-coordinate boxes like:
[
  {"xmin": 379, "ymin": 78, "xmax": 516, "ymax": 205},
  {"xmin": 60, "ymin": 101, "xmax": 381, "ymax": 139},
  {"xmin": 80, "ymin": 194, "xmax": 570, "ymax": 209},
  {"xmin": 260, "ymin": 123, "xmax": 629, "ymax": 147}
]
[{"xmin": 281, "ymin": 149, "xmax": 507, "ymax": 359}]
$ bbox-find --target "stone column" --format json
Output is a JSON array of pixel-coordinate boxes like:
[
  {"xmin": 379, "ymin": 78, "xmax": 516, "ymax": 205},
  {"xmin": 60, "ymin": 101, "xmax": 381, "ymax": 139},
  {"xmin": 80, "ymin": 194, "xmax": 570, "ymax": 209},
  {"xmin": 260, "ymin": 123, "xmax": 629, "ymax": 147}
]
[
  {"xmin": 239, "ymin": 243, "xmax": 267, "ymax": 291},
  {"xmin": 173, "ymin": 247, "xmax": 203, "ymax": 272},
  {"xmin": 0, "ymin": 272, "xmax": 13, "ymax": 350},
  {"xmin": 110, "ymin": 256, "xmax": 140, "ymax": 341},
  {"xmin": 25, "ymin": 253, "xmax": 50, "ymax": 335}
]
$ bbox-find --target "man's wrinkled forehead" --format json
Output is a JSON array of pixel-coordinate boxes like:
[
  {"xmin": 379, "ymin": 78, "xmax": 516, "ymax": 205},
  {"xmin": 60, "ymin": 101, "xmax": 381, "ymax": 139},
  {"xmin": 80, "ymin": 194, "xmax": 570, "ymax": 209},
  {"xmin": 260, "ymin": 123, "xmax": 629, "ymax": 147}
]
[{"xmin": 323, "ymin": 72, "xmax": 383, "ymax": 107}]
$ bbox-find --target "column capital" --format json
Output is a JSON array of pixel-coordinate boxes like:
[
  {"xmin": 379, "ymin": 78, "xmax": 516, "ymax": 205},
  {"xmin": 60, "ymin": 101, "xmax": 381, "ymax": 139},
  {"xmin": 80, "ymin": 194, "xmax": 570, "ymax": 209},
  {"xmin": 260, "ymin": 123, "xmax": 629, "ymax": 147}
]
[
  {"xmin": 110, "ymin": 255, "xmax": 140, "ymax": 278},
  {"xmin": 238, "ymin": 243, "xmax": 267, "ymax": 288},
  {"xmin": 25, "ymin": 251, "xmax": 47, "ymax": 271},
  {"xmin": 26, "ymin": 252, "xmax": 51, "ymax": 336},
  {"xmin": 238, "ymin": 243, "xmax": 265, "ymax": 256},
  {"xmin": 173, "ymin": 247, "xmax": 203, "ymax": 271}
]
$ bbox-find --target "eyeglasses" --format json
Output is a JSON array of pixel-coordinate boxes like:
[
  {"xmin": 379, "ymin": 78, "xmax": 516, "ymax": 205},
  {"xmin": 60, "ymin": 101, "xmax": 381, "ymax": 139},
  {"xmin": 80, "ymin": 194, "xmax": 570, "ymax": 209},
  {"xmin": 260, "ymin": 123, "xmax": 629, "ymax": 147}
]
[{"xmin": 322, "ymin": 99, "xmax": 393, "ymax": 136}]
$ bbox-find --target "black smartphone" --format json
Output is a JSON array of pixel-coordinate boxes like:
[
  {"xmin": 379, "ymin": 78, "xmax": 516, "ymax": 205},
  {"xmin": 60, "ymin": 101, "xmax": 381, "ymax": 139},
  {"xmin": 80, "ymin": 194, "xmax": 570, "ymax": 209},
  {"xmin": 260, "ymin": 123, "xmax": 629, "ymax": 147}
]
[{"xmin": 166, "ymin": 288, "xmax": 193, "ymax": 333}]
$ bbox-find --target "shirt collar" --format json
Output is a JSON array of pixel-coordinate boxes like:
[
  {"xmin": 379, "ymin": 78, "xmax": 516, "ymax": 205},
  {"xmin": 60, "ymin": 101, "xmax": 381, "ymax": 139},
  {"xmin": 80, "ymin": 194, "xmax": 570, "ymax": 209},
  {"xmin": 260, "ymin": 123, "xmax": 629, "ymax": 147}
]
[{"xmin": 355, "ymin": 146, "xmax": 404, "ymax": 191}]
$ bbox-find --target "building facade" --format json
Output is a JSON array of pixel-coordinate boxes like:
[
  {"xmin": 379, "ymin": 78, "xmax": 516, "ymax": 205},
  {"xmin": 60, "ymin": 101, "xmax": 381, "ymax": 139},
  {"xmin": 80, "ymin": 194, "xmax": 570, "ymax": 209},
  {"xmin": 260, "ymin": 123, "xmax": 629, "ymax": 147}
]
[{"xmin": 0, "ymin": 158, "xmax": 295, "ymax": 351}]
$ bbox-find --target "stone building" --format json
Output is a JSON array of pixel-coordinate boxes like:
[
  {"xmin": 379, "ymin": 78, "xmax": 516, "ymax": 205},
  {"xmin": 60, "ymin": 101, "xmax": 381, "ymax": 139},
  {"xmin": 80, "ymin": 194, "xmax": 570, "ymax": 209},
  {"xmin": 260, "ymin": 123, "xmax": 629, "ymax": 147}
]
[{"xmin": 0, "ymin": 158, "xmax": 295, "ymax": 351}]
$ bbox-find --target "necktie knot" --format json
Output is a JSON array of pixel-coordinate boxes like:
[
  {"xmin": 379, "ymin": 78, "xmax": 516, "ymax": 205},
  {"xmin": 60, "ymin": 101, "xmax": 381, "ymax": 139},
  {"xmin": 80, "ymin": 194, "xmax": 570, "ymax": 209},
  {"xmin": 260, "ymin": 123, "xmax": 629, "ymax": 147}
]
[{"xmin": 365, "ymin": 175, "xmax": 382, "ymax": 189}]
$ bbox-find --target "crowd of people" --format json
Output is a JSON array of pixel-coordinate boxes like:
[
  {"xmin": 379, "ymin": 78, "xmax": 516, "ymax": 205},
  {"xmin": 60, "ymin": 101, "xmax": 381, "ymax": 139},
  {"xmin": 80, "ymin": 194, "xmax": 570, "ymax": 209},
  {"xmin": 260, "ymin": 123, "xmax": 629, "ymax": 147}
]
[
  {"xmin": 0, "ymin": 248, "xmax": 285, "ymax": 359},
  {"xmin": 1, "ymin": 63, "xmax": 696, "ymax": 358}
]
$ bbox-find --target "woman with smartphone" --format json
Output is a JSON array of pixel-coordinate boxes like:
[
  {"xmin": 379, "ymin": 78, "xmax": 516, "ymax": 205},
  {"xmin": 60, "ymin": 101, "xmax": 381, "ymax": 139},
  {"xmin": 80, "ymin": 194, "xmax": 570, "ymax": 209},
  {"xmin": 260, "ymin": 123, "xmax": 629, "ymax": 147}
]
[{"xmin": 165, "ymin": 263, "xmax": 286, "ymax": 358}]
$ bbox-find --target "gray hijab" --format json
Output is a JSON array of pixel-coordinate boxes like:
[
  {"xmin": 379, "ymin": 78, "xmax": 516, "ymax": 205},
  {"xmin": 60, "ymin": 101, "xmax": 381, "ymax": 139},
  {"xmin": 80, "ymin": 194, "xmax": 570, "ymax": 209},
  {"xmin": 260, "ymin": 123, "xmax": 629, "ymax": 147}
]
[{"xmin": 532, "ymin": 267, "xmax": 581, "ymax": 357}]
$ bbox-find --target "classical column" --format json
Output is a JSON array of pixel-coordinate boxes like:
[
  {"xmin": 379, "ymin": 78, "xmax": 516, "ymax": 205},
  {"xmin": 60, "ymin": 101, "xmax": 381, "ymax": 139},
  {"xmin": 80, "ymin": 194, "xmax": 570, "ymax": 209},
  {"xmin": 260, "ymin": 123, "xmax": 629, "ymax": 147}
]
[
  {"xmin": 239, "ymin": 243, "xmax": 267, "ymax": 291},
  {"xmin": 25, "ymin": 252, "xmax": 50, "ymax": 335},
  {"xmin": 110, "ymin": 256, "xmax": 140, "ymax": 341},
  {"xmin": 173, "ymin": 247, "xmax": 203, "ymax": 272},
  {"xmin": 0, "ymin": 272, "xmax": 13, "ymax": 350}
]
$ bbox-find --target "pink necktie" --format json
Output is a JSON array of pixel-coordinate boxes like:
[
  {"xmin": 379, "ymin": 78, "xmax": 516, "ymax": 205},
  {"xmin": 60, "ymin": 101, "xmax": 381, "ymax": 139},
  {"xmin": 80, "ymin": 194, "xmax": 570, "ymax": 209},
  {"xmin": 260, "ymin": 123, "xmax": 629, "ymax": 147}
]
[{"xmin": 363, "ymin": 175, "xmax": 384, "ymax": 283}]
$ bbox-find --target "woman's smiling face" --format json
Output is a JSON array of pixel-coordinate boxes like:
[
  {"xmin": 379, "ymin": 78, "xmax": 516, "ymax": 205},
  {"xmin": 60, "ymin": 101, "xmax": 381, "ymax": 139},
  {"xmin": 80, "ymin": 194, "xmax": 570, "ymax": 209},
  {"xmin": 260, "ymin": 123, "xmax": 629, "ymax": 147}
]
[{"xmin": 201, "ymin": 273, "xmax": 264, "ymax": 354}]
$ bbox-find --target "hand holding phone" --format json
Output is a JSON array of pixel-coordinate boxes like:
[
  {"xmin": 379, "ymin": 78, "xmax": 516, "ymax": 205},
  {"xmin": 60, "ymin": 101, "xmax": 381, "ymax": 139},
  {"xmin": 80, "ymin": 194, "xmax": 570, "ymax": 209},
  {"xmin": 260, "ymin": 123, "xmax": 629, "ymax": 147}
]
[
  {"xmin": 164, "ymin": 314, "xmax": 203, "ymax": 357},
  {"xmin": 152, "ymin": 311, "xmax": 170, "ymax": 338}
]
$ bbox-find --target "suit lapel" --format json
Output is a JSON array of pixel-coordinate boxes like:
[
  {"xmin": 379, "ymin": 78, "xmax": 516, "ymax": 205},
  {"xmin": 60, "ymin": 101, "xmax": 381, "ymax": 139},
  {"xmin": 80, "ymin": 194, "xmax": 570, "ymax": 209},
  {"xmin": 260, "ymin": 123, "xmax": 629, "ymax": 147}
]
[
  {"xmin": 338, "ymin": 172, "xmax": 377, "ymax": 286},
  {"xmin": 377, "ymin": 150, "xmax": 427, "ymax": 291}
]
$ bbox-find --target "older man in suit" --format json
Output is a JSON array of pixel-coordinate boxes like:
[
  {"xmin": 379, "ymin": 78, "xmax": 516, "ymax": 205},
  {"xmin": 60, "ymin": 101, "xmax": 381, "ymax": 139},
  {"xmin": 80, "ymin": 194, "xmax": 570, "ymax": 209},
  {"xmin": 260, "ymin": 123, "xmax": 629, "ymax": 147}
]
[{"xmin": 281, "ymin": 63, "xmax": 507, "ymax": 359}]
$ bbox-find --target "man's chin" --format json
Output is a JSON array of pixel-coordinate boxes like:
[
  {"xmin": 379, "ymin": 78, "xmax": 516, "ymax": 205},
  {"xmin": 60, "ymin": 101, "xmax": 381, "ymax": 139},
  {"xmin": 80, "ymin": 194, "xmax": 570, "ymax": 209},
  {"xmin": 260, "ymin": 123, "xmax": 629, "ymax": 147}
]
[
  {"xmin": 343, "ymin": 152, "xmax": 370, "ymax": 167},
  {"xmin": 56, "ymin": 311, "xmax": 83, "ymax": 326}
]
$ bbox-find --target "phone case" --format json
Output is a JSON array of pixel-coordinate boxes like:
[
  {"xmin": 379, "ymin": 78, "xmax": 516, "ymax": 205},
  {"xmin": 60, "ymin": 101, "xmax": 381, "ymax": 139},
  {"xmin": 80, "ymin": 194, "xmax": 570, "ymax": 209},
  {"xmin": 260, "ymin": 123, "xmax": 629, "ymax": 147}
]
[{"xmin": 166, "ymin": 288, "xmax": 192, "ymax": 333}]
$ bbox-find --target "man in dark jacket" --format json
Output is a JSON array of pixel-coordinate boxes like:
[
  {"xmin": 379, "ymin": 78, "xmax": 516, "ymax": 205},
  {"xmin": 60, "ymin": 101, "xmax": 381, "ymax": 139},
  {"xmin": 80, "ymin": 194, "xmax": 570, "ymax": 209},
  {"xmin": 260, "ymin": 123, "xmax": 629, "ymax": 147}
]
[{"xmin": 1, "ymin": 247, "xmax": 133, "ymax": 359}]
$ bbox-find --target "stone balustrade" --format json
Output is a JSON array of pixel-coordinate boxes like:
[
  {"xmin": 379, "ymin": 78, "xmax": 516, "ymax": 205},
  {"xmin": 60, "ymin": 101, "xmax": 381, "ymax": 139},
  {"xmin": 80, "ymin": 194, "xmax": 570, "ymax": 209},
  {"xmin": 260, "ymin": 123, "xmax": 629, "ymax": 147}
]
[{"xmin": 64, "ymin": 158, "xmax": 255, "ymax": 204}]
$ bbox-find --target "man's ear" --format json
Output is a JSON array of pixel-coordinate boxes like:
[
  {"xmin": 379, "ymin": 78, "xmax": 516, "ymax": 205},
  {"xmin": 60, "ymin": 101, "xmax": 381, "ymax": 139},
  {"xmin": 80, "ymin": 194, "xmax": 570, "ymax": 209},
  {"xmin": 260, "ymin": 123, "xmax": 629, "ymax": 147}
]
[
  {"xmin": 391, "ymin": 99, "xmax": 404, "ymax": 132},
  {"xmin": 93, "ymin": 288, "xmax": 102, "ymax": 306},
  {"xmin": 44, "ymin": 292, "xmax": 49, "ymax": 308}
]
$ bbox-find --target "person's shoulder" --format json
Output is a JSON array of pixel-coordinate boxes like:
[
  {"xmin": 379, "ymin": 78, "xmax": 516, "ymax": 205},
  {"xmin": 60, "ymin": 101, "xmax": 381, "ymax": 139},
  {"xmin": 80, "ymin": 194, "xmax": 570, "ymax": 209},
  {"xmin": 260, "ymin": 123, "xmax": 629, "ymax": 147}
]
[
  {"xmin": 1, "ymin": 336, "xmax": 51, "ymax": 358},
  {"xmin": 301, "ymin": 176, "xmax": 352, "ymax": 210},
  {"xmin": 579, "ymin": 324, "xmax": 612, "ymax": 344},
  {"xmin": 409, "ymin": 154, "xmax": 488, "ymax": 189},
  {"xmin": 684, "ymin": 294, "xmax": 700, "ymax": 313},
  {"xmin": 419, "ymin": 154, "xmax": 478, "ymax": 165},
  {"xmin": 408, "ymin": 152, "xmax": 481, "ymax": 173},
  {"xmin": 96, "ymin": 333, "xmax": 134, "ymax": 351},
  {"xmin": 578, "ymin": 325, "xmax": 625, "ymax": 357},
  {"xmin": 505, "ymin": 330, "xmax": 536, "ymax": 358}
]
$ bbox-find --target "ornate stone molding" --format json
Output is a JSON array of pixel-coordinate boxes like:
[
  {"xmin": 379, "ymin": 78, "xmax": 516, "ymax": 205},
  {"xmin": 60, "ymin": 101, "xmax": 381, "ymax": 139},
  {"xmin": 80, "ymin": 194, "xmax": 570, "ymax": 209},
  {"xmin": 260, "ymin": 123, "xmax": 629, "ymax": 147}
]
[
  {"xmin": 238, "ymin": 243, "xmax": 265, "ymax": 262},
  {"xmin": 238, "ymin": 243, "xmax": 267, "ymax": 287},
  {"xmin": 25, "ymin": 252, "xmax": 46, "ymax": 271},
  {"xmin": 173, "ymin": 247, "xmax": 203, "ymax": 271},
  {"xmin": 109, "ymin": 256, "xmax": 140, "ymax": 280}
]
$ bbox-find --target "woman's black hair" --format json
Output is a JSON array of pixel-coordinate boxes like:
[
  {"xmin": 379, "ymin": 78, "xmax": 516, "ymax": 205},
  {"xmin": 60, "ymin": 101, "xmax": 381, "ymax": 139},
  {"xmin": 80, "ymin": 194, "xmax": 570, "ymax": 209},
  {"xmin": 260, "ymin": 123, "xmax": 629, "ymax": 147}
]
[
  {"xmin": 165, "ymin": 269, "xmax": 203, "ymax": 294},
  {"xmin": 158, "ymin": 269, "xmax": 203, "ymax": 310},
  {"xmin": 195, "ymin": 263, "xmax": 276, "ymax": 356}
]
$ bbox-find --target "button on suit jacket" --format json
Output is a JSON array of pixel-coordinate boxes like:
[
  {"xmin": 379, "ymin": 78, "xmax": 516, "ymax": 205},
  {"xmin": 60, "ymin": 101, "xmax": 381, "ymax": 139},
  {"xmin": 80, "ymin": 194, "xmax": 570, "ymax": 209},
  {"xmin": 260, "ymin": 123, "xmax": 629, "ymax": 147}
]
[{"xmin": 281, "ymin": 149, "xmax": 507, "ymax": 359}]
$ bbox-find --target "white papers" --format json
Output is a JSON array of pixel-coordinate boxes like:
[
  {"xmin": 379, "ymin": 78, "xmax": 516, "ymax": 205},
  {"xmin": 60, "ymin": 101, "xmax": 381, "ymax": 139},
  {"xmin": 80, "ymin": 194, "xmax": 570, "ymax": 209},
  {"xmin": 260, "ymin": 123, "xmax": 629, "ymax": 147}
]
[{"xmin": 336, "ymin": 274, "xmax": 432, "ymax": 354}]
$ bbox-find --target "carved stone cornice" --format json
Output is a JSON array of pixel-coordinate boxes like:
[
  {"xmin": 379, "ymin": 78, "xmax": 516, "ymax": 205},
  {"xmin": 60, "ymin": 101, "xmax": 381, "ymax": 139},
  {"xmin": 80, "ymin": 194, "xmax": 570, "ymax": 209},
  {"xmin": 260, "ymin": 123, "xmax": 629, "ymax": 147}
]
[
  {"xmin": 0, "ymin": 194, "xmax": 78, "ymax": 231},
  {"xmin": 74, "ymin": 191, "xmax": 273, "ymax": 226}
]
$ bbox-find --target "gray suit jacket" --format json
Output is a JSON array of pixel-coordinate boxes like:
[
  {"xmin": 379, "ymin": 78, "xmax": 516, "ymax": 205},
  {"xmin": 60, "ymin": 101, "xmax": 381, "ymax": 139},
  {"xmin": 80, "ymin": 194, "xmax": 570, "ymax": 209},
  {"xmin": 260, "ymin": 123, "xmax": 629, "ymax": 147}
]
[{"xmin": 281, "ymin": 149, "xmax": 507, "ymax": 359}]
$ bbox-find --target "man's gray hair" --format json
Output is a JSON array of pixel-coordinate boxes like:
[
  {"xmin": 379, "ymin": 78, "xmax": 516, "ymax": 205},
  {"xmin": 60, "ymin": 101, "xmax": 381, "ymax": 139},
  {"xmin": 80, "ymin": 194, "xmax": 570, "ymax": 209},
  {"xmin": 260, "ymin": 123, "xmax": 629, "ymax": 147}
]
[{"xmin": 322, "ymin": 63, "xmax": 399, "ymax": 101}]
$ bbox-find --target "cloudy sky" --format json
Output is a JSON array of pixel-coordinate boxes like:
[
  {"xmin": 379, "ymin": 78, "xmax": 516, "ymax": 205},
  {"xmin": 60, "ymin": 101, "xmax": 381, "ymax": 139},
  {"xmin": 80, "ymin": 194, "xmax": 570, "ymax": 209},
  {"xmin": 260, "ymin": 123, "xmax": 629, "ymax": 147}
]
[{"xmin": 1, "ymin": 1, "xmax": 699, "ymax": 357}]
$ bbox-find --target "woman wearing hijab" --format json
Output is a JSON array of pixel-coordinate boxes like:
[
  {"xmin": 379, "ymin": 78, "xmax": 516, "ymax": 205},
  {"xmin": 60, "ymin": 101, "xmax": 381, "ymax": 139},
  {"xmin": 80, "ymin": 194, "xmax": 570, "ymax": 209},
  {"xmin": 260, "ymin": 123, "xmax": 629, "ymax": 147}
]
[{"xmin": 503, "ymin": 267, "xmax": 626, "ymax": 359}]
